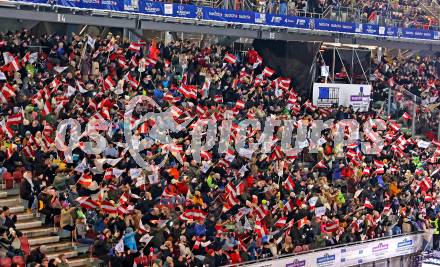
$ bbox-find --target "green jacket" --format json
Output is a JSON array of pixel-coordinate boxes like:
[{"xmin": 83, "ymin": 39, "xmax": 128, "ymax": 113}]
[{"xmin": 430, "ymin": 218, "xmax": 439, "ymax": 235}]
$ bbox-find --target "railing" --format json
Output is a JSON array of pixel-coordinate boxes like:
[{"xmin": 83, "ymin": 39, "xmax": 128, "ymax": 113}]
[
  {"xmin": 240, "ymin": 0, "xmax": 323, "ymax": 18},
  {"xmin": 224, "ymin": 231, "xmax": 428, "ymax": 267},
  {"xmin": 387, "ymin": 85, "xmax": 440, "ymax": 139},
  {"xmin": 204, "ymin": 0, "xmax": 440, "ymax": 30}
]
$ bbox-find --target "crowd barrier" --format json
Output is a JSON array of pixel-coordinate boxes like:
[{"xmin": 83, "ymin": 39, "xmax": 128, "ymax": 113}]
[
  {"xmin": 230, "ymin": 232, "xmax": 427, "ymax": 267},
  {"xmin": 12, "ymin": 0, "xmax": 440, "ymax": 42}
]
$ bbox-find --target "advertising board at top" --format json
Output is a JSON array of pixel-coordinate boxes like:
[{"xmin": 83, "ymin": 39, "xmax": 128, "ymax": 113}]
[{"xmin": 14, "ymin": 0, "xmax": 440, "ymax": 41}]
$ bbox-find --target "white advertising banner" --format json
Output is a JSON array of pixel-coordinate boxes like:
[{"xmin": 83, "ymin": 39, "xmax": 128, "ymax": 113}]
[
  {"xmin": 245, "ymin": 233, "xmax": 424, "ymax": 267},
  {"xmin": 312, "ymin": 83, "xmax": 372, "ymax": 112}
]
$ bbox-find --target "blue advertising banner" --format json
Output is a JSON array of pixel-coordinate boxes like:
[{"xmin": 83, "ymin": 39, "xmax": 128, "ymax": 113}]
[
  {"xmin": 57, "ymin": 0, "xmax": 81, "ymax": 8},
  {"xmin": 266, "ymin": 14, "xmax": 310, "ymax": 29},
  {"xmin": 401, "ymin": 28, "xmax": 434, "ymax": 40},
  {"xmin": 171, "ymin": 3, "xmax": 198, "ymax": 19},
  {"xmin": 138, "ymin": 0, "xmax": 164, "ymax": 15},
  {"xmin": 80, "ymin": 0, "xmax": 123, "ymax": 12},
  {"xmin": 123, "ymin": 0, "xmax": 138, "ymax": 12},
  {"xmin": 313, "ymin": 19, "xmax": 357, "ymax": 34},
  {"xmin": 203, "ymin": 7, "xmax": 255, "ymax": 24},
  {"xmin": 14, "ymin": 0, "xmax": 440, "ymax": 41}
]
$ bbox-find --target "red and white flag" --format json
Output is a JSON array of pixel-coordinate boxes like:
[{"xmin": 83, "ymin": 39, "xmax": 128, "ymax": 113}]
[
  {"xmin": 42, "ymin": 99, "xmax": 52, "ymax": 116},
  {"xmin": 10, "ymin": 58, "xmax": 21, "ymax": 72},
  {"xmin": 255, "ymin": 220, "xmax": 268, "ymax": 237},
  {"xmin": 178, "ymin": 84, "xmax": 197, "ymax": 99},
  {"xmin": 6, "ymin": 113, "xmax": 22, "ymax": 126},
  {"xmin": 362, "ymin": 166, "xmax": 371, "ymax": 175},
  {"xmin": 170, "ymin": 106, "xmax": 183, "ymax": 118},
  {"xmin": 314, "ymin": 160, "xmax": 327, "ymax": 169},
  {"xmin": 101, "ymin": 200, "xmax": 117, "ymax": 213},
  {"xmin": 125, "ymin": 74, "xmax": 139, "ymax": 89},
  {"xmin": 275, "ymin": 217, "xmax": 287, "ymax": 228},
  {"xmin": 278, "ymin": 78, "xmax": 291, "ymax": 90},
  {"xmin": 325, "ymin": 220, "xmax": 339, "ymax": 233},
  {"xmin": 419, "ymin": 177, "xmax": 432, "ymax": 192},
  {"xmin": 254, "ymin": 205, "xmax": 269, "ymax": 219},
  {"xmin": 179, "ymin": 209, "xmax": 207, "ymax": 221},
  {"xmin": 23, "ymin": 145, "xmax": 35, "ymax": 158},
  {"xmin": 284, "ymin": 175, "xmax": 295, "ymax": 191},
  {"xmin": 402, "ymin": 112, "xmax": 412, "ymax": 120},
  {"xmin": 128, "ymin": 42, "xmax": 141, "ymax": 52},
  {"xmin": 104, "ymin": 76, "xmax": 116, "ymax": 90},
  {"xmin": 235, "ymin": 100, "xmax": 245, "ymax": 109},
  {"xmin": 50, "ymin": 78, "xmax": 61, "ymax": 89},
  {"xmin": 76, "ymin": 197, "xmax": 98, "ymax": 210},
  {"xmin": 364, "ymin": 198, "xmax": 374, "ymax": 209},
  {"xmin": 146, "ymin": 56, "xmax": 157, "ymax": 66},
  {"xmin": 374, "ymin": 160, "xmax": 384, "ymax": 168},
  {"xmin": 200, "ymin": 150, "xmax": 212, "ymax": 161},
  {"xmin": 224, "ymin": 53, "xmax": 237, "ymax": 64},
  {"xmin": 389, "ymin": 121, "xmax": 400, "ymax": 132},
  {"xmin": 214, "ymin": 94, "xmax": 223, "ymax": 103},
  {"xmin": 303, "ymin": 100, "xmax": 317, "ymax": 112},
  {"xmin": 262, "ymin": 67, "xmax": 275, "ymax": 77},
  {"xmin": 78, "ymin": 173, "xmax": 93, "ymax": 187}
]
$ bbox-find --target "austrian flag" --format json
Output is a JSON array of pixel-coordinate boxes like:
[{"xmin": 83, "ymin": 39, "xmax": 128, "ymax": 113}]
[
  {"xmin": 262, "ymin": 67, "xmax": 275, "ymax": 77},
  {"xmin": 128, "ymin": 42, "xmax": 141, "ymax": 52},
  {"xmin": 224, "ymin": 53, "xmax": 237, "ymax": 64},
  {"xmin": 42, "ymin": 99, "xmax": 52, "ymax": 116},
  {"xmin": 104, "ymin": 76, "xmax": 116, "ymax": 90},
  {"xmin": 235, "ymin": 100, "xmax": 245, "ymax": 109}
]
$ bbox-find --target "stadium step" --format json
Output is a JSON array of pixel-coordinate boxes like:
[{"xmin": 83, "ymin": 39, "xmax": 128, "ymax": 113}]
[
  {"xmin": 22, "ymin": 227, "xmax": 58, "ymax": 238},
  {"xmin": 28, "ymin": 235, "xmax": 60, "ymax": 246},
  {"xmin": 69, "ymin": 257, "xmax": 92, "ymax": 267},
  {"xmin": 0, "ymin": 185, "xmax": 88, "ymax": 266},
  {"xmin": 16, "ymin": 212, "xmax": 35, "ymax": 221},
  {"xmin": 31, "ymin": 241, "xmax": 74, "ymax": 253},
  {"xmin": 47, "ymin": 249, "xmax": 79, "ymax": 260},
  {"xmin": 15, "ymin": 219, "xmax": 42, "ymax": 230},
  {"xmin": 0, "ymin": 195, "xmax": 21, "ymax": 207}
]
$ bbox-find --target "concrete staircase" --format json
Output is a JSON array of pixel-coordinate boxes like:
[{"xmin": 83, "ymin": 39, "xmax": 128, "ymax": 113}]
[{"xmin": 0, "ymin": 188, "xmax": 91, "ymax": 267}]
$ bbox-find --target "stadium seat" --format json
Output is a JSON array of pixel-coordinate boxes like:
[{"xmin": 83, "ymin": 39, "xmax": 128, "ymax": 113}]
[
  {"xmin": 0, "ymin": 257, "xmax": 12, "ymax": 267},
  {"xmin": 12, "ymin": 255, "xmax": 25, "ymax": 267},
  {"xmin": 12, "ymin": 170, "xmax": 23, "ymax": 184},
  {"xmin": 1, "ymin": 171, "xmax": 14, "ymax": 189}
]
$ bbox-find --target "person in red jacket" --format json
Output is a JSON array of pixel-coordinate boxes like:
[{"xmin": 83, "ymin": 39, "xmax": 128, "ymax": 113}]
[{"xmin": 227, "ymin": 246, "xmax": 241, "ymax": 264}]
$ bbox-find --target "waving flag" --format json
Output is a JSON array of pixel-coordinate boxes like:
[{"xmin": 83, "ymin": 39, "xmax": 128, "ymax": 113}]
[
  {"xmin": 364, "ymin": 198, "xmax": 374, "ymax": 209},
  {"xmin": 262, "ymin": 67, "xmax": 275, "ymax": 77},
  {"xmin": 224, "ymin": 53, "xmax": 237, "ymax": 64},
  {"xmin": 402, "ymin": 112, "xmax": 412, "ymax": 120},
  {"xmin": 128, "ymin": 42, "xmax": 141, "ymax": 52}
]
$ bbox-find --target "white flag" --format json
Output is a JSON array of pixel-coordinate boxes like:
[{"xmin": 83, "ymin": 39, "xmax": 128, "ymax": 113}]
[
  {"xmin": 87, "ymin": 35, "xmax": 96, "ymax": 48},
  {"xmin": 3, "ymin": 52, "xmax": 14, "ymax": 64},
  {"xmin": 54, "ymin": 66, "xmax": 68, "ymax": 73},
  {"xmin": 65, "ymin": 85, "xmax": 76, "ymax": 97},
  {"xmin": 29, "ymin": 52, "xmax": 38, "ymax": 64},
  {"xmin": 129, "ymin": 168, "xmax": 142, "ymax": 178}
]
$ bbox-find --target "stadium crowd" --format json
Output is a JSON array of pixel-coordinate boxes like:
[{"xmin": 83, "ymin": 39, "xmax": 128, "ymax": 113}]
[{"xmin": 0, "ymin": 29, "xmax": 438, "ymax": 267}]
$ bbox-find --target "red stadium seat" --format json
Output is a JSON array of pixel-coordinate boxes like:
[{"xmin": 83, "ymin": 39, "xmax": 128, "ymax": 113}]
[
  {"xmin": 2, "ymin": 171, "xmax": 14, "ymax": 189},
  {"xmin": 12, "ymin": 170, "xmax": 23, "ymax": 184},
  {"xmin": 0, "ymin": 257, "xmax": 12, "ymax": 267},
  {"xmin": 12, "ymin": 255, "xmax": 25, "ymax": 267}
]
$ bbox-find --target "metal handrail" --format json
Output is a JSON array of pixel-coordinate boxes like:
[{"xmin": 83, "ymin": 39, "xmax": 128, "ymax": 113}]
[{"xmin": 223, "ymin": 231, "xmax": 425, "ymax": 267}]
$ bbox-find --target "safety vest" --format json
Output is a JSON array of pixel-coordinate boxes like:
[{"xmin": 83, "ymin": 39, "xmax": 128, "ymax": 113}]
[{"xmin": 431, "ymin": 218, "xmax": 439, "ymax": 235}]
